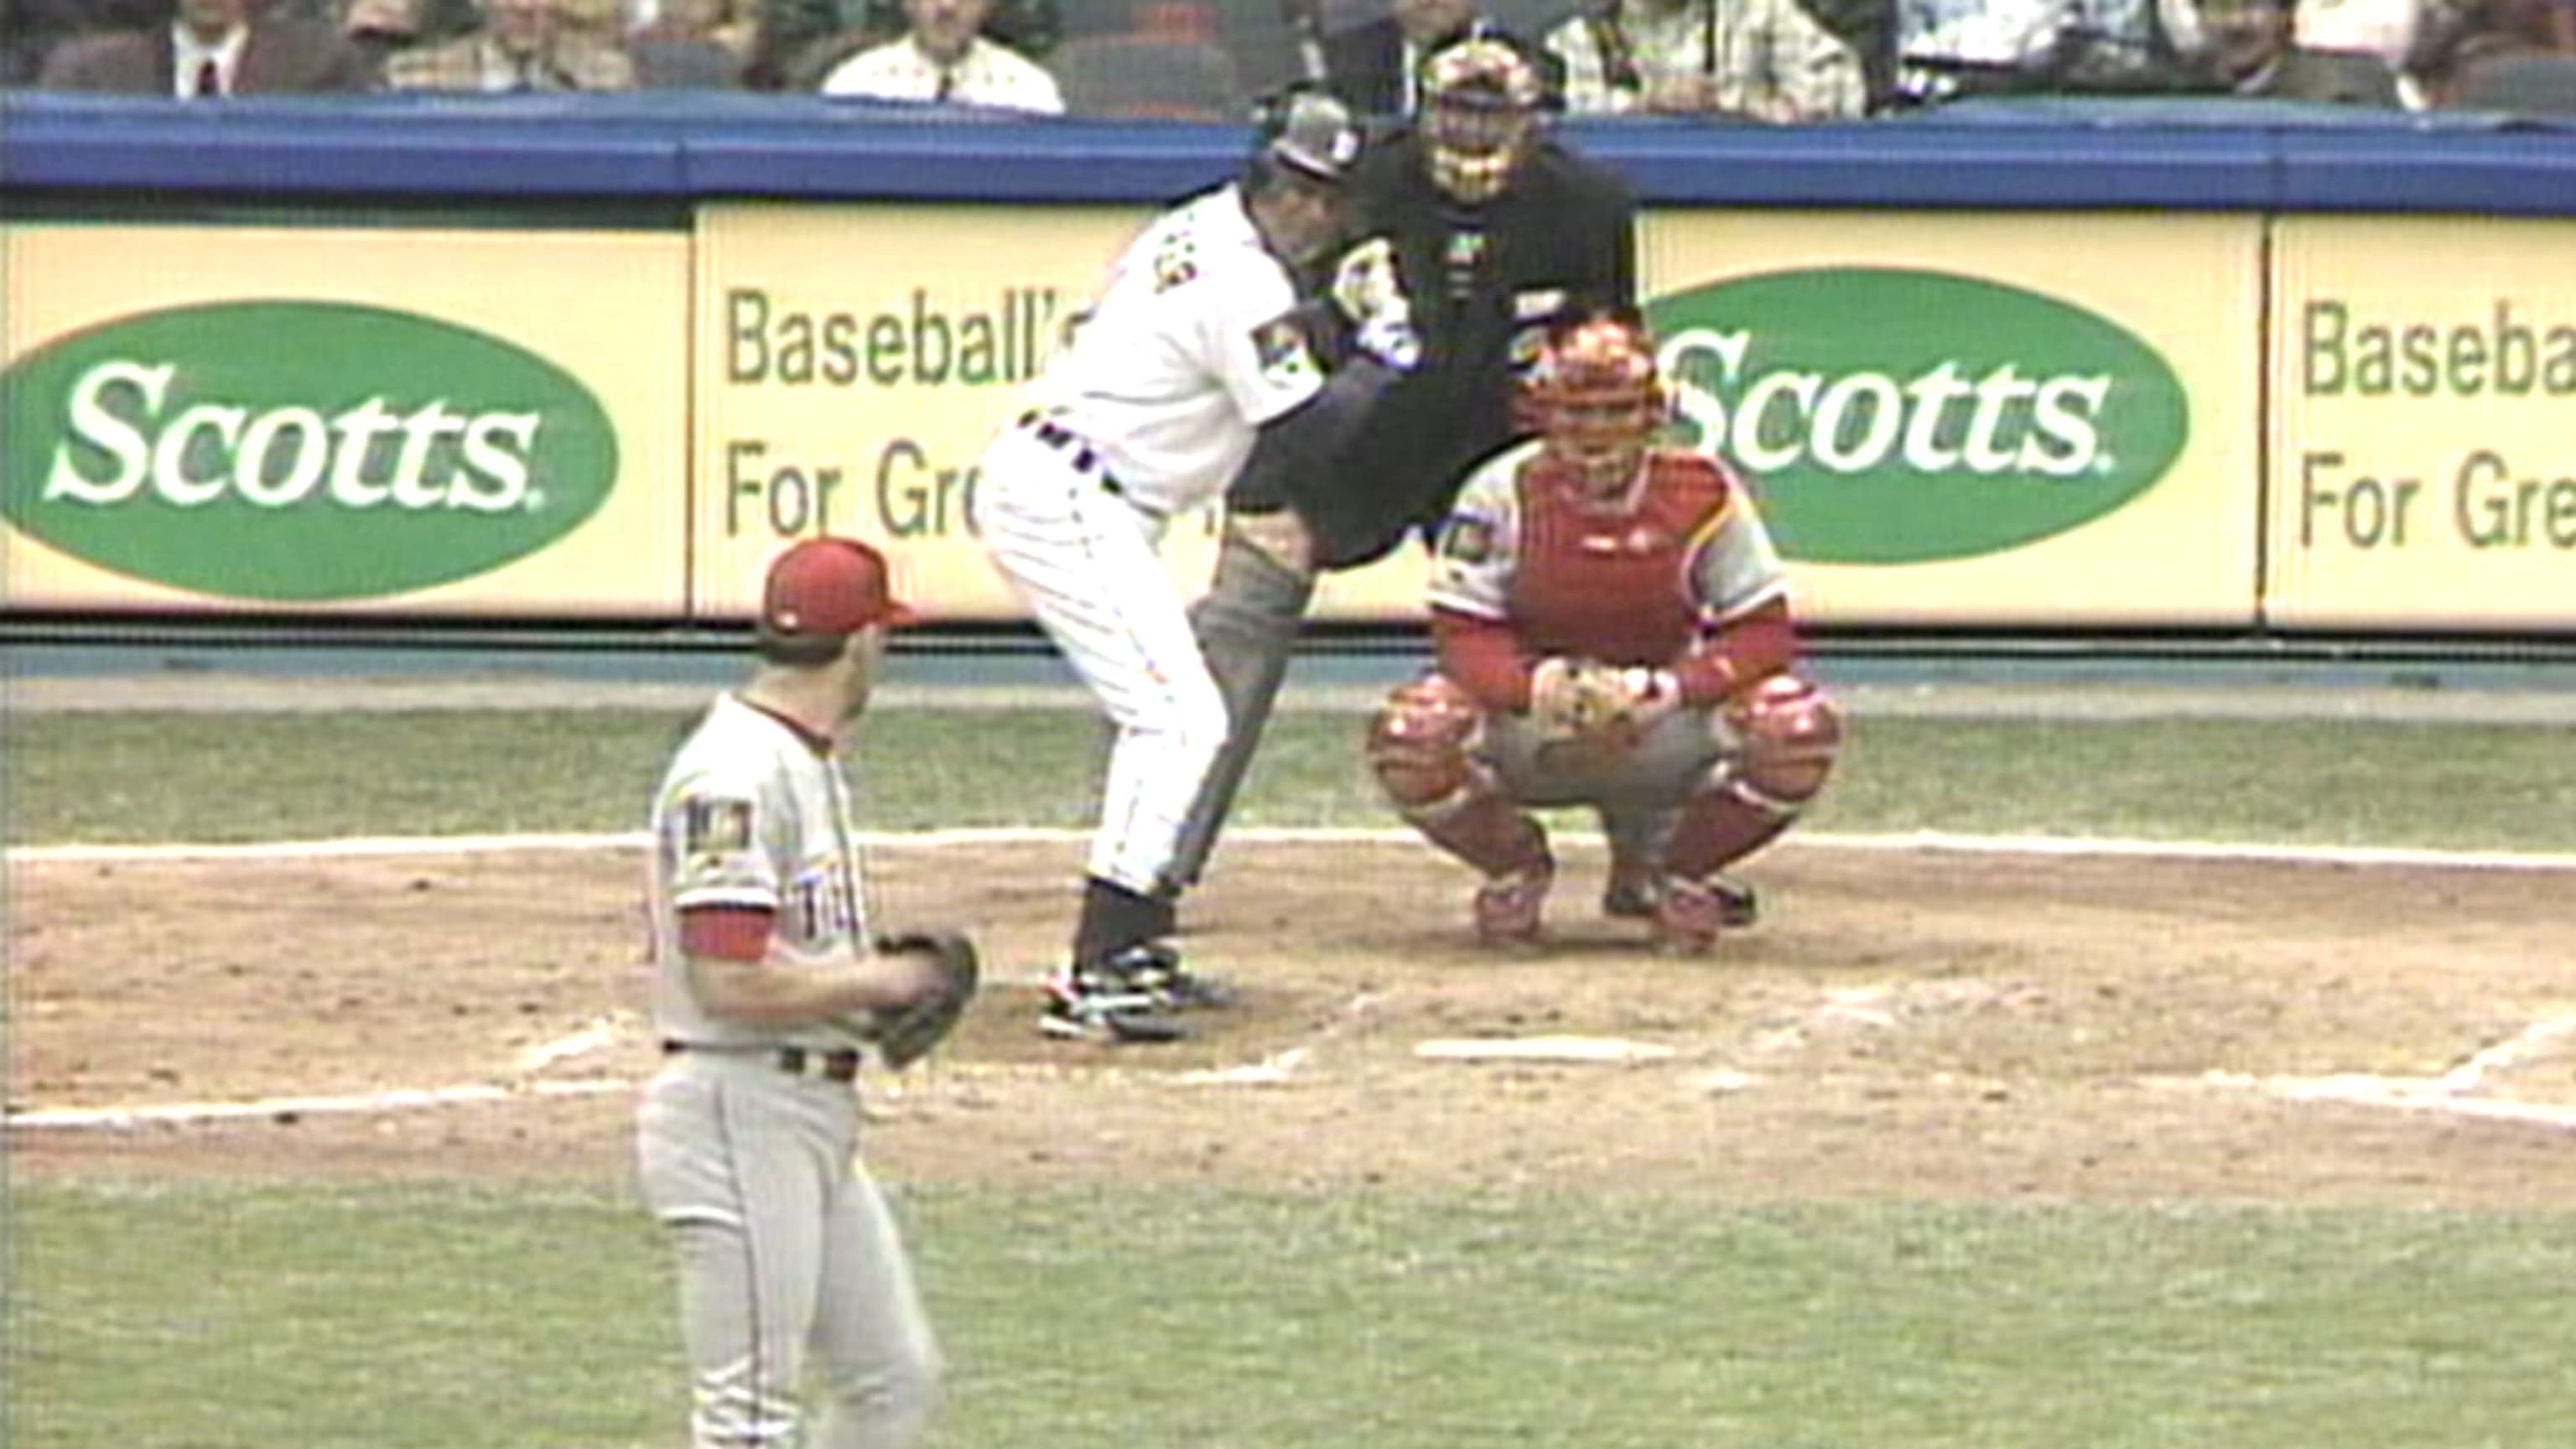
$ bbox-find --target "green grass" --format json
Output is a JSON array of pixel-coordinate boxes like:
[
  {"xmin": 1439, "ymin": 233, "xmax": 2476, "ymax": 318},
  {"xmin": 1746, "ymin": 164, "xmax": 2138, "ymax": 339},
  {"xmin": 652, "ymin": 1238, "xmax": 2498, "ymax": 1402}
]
[
  {"xmin": 12, "ymin": 701, "xmax": 2576, "ymax": 1446},
  {"xmin": 7, "ymin": 709, "xmax": 2573, "ymax": 851},
  {"xmin": 14, "ymin": 1180, "xmax": 2576, "ymax": 1449}
]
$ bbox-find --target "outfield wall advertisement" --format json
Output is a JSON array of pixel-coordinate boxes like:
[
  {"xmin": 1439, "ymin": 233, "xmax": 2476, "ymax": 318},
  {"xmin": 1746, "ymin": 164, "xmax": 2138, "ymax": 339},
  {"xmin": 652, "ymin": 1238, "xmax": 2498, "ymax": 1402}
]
[
  {"xmin": 0, "ymin": 226, "xmax": 689, "ymax": 616},
  {"xmin": 690, "ymin": 201, "xmax": 1433, "ymax": 625},
  {"xmin": 3, "ymin": 206, "xmax": 2562, "ymax": 636},
  {"xmin": 2266, "ymin": 217, "xmax": 2576, "ymax": 632},
  {"xmin": 1643, "ymin": 211, "xmax": 2265, "ymax": 627}
]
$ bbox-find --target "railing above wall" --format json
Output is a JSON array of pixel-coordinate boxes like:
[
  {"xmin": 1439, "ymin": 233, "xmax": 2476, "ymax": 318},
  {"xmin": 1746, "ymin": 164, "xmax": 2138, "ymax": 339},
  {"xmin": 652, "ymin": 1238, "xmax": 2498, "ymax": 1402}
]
[{"xmin": 3, "ymin": 91, "xmax": 2573, "ymax": 215}]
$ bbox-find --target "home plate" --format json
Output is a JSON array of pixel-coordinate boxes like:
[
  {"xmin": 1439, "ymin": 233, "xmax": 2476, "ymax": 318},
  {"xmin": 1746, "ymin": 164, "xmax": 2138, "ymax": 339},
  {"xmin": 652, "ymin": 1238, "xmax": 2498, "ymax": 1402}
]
[{"xmin": 1414, "ymin": 1036, "xmax": 1677, "ymax": 1065}]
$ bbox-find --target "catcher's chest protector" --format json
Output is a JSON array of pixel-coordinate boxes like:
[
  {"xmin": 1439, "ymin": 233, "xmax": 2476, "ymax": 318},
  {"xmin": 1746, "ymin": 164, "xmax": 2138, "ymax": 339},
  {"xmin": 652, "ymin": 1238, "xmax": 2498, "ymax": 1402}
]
[{"xmin": 1508, "ymin": 460, "xmax": 1729, "ymax": 665}]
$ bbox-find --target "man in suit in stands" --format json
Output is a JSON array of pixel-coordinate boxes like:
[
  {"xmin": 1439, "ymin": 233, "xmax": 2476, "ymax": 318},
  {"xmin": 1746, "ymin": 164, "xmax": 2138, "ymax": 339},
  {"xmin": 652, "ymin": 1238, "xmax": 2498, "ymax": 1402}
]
[
  {"xmin": 39, "ymin": 0, "xmax": 376, "ymax": 94},
  {"xmin": 383, "ymin": 0, "xmax": 639, "ymax": 90},
  {"xmin": 2199, "ymin": 0, "xmax": 2407, "ymax": 102},
  {"xmin": 1310, "ymin": 0, "xmax": 1555, "ymax": 113}
]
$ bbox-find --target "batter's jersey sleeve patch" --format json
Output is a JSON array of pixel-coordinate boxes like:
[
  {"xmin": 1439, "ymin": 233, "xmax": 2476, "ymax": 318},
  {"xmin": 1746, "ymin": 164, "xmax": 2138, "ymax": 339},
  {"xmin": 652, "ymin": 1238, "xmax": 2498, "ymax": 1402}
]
[{"xmin": 1252, "ymin": 315, "xmax": 1322, "ymax": 392}]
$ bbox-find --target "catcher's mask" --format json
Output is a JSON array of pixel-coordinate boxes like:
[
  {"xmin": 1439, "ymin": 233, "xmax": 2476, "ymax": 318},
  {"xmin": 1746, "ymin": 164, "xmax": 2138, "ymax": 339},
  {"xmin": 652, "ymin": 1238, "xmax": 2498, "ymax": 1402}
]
[
  {"xmin": 1418, "ymin": 36, "xmax": 1544, "ymax": 205},
  {"xmin": 1525, "ymin": 309, "xmax": 1666, "ymax": 504}
]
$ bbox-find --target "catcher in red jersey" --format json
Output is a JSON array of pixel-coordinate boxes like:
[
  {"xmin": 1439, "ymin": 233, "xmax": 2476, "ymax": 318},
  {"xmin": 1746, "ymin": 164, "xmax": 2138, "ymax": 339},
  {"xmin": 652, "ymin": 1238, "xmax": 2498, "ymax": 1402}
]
[{"xmin": 1368, "ymin": 307, "xmax": 1843, "ymax": 952}]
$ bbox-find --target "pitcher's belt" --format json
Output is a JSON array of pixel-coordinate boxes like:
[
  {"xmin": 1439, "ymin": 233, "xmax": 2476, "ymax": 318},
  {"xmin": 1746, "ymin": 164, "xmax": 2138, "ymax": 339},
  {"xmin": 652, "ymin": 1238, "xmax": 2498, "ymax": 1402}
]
[{"xmin": 662, "ymin": 1040, "xmax": 861, "ymax": 1083}]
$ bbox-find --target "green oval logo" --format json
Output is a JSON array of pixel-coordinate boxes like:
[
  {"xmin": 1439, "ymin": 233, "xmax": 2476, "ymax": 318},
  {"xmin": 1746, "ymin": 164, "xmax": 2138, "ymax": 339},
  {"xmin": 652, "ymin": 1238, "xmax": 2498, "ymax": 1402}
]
[
  {"xmin": 3, "ymin": 301, "xmax": 617, "ymax": 600},
  {"xmin": 1647, "ymin": 268, "xmax": 2189, "ymax": 564}
]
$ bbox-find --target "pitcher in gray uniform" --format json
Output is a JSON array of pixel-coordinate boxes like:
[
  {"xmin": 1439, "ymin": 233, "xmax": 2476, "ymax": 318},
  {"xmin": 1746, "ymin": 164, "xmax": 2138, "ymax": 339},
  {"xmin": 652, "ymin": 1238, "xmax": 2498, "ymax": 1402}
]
[{"xmin": 635, "ymin": 536, "xmax": 955, "ymax": 1449}]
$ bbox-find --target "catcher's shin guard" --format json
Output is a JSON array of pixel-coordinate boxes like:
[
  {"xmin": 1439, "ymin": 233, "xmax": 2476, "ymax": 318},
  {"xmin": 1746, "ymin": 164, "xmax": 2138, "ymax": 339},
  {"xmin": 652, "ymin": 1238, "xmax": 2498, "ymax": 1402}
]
[
  {"xmin": 1368, "ymin": 675, "xmax": 1553, "ymax": 939},
  {"xmin": 1664, "ymin": 673, "xmax": 1843, "ymax": 880}
]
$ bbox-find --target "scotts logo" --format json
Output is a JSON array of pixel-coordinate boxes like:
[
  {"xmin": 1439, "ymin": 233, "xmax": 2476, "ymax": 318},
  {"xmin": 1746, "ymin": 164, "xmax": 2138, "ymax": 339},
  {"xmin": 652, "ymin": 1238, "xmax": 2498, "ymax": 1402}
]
[
  {"xmin": 2, "ymin": 301, "xmax": 616, "ymax": 600},
  {"xmin": 1646, "ymin": 269, "xmax": 2188, "ymax": 564}
]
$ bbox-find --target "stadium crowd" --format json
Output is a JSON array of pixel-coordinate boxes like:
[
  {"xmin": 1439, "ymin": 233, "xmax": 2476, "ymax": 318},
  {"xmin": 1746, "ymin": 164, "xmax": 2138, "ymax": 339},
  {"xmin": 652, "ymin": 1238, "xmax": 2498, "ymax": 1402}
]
[{"xmin": 4, "ymin": 0, "xmax": 2572, "ymax": 114}]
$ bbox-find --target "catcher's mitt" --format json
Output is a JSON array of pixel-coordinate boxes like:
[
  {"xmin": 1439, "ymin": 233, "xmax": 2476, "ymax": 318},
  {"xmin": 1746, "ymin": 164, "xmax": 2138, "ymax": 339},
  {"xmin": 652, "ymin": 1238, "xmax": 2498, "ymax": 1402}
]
[
  {"xmin": 1529, "ymin": 657, "xmax": 1673, "ymax": 755},
  {"xmin": 868, "ymin": 931, "xmax": 981, "ymax": 1070}
]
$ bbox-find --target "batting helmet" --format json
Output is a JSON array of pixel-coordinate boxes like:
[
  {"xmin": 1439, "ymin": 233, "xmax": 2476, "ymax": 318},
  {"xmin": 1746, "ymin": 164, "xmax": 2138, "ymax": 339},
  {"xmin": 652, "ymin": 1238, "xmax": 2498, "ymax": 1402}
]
[{"xmin": 1246, "ymin": 83, "xmax": 1363, "ymax": 190}]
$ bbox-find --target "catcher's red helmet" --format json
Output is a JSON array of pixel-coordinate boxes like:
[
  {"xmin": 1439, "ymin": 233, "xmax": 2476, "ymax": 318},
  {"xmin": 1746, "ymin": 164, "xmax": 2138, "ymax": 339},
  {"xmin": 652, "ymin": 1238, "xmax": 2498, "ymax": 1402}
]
[{"xmin": 1523, "ymin": 309, "xmax": 1666, "ymax": 501}]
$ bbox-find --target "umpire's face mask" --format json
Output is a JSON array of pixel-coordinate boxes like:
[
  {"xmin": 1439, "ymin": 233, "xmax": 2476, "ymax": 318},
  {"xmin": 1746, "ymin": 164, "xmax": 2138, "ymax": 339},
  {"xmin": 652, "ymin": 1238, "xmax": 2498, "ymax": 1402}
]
[{"xmin": 1424, "ymin": 93, "xmax": 1531, "ymax": 205}]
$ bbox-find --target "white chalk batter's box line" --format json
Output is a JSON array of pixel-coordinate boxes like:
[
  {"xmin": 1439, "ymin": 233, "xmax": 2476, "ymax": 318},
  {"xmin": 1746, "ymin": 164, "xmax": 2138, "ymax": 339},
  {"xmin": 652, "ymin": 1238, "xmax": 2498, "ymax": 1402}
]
[
  {"xmin": 13, "ymin": 830, "xmax": 2573, "ymax": 1134},
  {"xmin": 16, "ymin": 827, "xmax": 2576, "ymax": 872}
]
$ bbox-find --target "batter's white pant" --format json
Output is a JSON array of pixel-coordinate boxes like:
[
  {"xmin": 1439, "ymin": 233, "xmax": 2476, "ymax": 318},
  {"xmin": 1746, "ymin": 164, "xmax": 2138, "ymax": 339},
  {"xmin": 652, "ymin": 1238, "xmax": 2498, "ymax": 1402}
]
[
  {"xmin": 974, "ymin": 426, "xmax": 1228, "ymax": 896},
  {"xmin": 636, "ymin": 1052, "xmax": 940, "ymax": 1449}
]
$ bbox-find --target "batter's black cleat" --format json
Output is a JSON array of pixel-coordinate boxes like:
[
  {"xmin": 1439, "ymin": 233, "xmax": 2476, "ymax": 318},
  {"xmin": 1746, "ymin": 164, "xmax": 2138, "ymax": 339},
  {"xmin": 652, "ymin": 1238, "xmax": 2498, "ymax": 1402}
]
[
  {"xmin": 1602, "ymin": 870, "xmax": 1759, "ymax": 929},
  {"xmin": 1039, "ymin": 963, "xmax": 1188, "ymax": 1043},
  {"xmin": 1109, "ymin": 940, "xmax": 1240, "ymax": 1011}
]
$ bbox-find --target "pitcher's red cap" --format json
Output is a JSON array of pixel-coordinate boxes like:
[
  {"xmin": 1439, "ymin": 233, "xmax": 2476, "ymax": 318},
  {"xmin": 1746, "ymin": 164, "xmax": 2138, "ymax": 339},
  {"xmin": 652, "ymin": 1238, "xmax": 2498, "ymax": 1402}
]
[{"xmin": 762, "ymin": 537, "xmax": 919, "ymax": 635}]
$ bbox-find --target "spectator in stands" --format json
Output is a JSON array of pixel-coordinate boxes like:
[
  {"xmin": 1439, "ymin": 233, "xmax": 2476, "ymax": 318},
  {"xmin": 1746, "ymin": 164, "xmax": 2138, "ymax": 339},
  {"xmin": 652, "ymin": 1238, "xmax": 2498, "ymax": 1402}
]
[
  {"xmin": 335, "ymin": 0, "xmax": 430, "ymax": 75},
  {"xmin": 38, "ymin": 0, "xmax": 377, "ymax": 93},
  {"xmin": 258, "ymin": 0, "xmax": 476, "ymax": 76},
  {"xmin": 626, "ymin": 0, "xmax": 755, "ymax": 86},
  {"xmin": 818, "ymin": 0, "xmax": 1063, "ymax": 109},
  {"xmin": 2198, "ymin": 0, "xmax": 2406, "ymax": 101},
  {"xmin": 2411, "ymin": 0, "xmax": 2573, "ymax": 101},
  {"xmin": 384, "ymin": 0, "xmax": 639, "ymax": 89},
  {"xmin": 2294, "ymin": 0, "xmax": 2430, "ymax": 72},
  {"xmin": 4, "ymin": 0, "xmax": 162, "ymax": 87},
  {"xmin": 762, "ymin": 0, "xmax": 1054, "ymax": 90},
  {"xmin": 1891, "ymin": 0, "xmax": 2210, "ymax": 103},
  {"xmin": 1313, "ymin": 0, "xmax": 1553, "ymax": 114},
  {"xmin": 1547, "ymin": 0, "xmax": 1868, "ymax": 117},
  {"xmin": 1049, "ymin": 0, "xmax": 1242, "ymax": 118}
]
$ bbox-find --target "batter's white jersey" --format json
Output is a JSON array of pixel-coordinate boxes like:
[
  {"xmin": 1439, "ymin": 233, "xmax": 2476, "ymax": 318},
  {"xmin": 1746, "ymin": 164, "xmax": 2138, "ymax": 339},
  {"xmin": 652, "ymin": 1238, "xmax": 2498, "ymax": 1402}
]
[
  {"xmin": 647, "ymin": 693, "xmax": 875, "ymax": 1052},
  {"xmin": 1021, "ymin": 184, "xmax": 1326, "ymax": 515}
]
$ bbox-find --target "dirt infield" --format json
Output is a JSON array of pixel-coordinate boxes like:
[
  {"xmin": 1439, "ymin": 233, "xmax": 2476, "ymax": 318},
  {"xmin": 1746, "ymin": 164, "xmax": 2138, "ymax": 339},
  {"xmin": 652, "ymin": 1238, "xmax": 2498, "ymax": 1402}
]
[{"xmin": 13, "ymin": 834, "xmax": 2575, "ymax": 1209}]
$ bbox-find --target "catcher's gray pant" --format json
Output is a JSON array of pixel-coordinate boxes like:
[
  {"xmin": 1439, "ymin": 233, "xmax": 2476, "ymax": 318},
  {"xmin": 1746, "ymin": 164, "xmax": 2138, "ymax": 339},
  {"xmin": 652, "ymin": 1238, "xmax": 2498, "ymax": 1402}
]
[
  {"xmin": 1170, "ymin": 520, "xmax": 1316, "ymax": 887},
  {"xmin": 636, "ymin": 1052, "xmax": 940, "ymax": 1449},
  {"xmin": 1477, "ymin": 705, "xmax": 1738, "ymax": 867}
]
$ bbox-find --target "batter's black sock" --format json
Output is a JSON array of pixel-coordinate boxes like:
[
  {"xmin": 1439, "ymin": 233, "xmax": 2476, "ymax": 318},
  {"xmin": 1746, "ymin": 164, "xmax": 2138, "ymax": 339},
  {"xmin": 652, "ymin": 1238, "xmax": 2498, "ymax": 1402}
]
[{"xmin": 1072, "ymin": 876, "xmax": 1171, "ymax": 968}]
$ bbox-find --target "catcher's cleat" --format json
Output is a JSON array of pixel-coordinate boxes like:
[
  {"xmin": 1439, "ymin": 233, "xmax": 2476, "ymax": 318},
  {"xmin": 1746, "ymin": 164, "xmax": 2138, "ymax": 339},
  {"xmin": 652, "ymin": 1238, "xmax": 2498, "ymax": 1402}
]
[
  {"xmin": 1039, "ymin": 963, "xmax": 1189, "ymax": 1043},
  {"xmin": 1605, "ymin": 870, "xmax": 1758, "ymax": 928},
  {"xmin": 1472, "ymin": 860, "xmax": 1555, "ymax": 946},
  {"xmin": 1649, "ymin": 875, "xmax": 1748, "ymax": 955}
]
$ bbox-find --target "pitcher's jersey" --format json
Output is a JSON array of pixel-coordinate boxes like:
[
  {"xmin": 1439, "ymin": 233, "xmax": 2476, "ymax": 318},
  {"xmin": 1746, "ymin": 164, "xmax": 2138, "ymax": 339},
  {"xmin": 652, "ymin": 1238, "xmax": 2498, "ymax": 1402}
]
[
  {"xmin": 1428, "ymin": 441, "xmax": 1788, "ymax": 667},
  {"xmin": 1022, "ymin": 184, "xmax": 1325, "ymax": 515},
  {"xmin": 647, "ymin": 693, "xmax": 873, "ymax": 1052}
]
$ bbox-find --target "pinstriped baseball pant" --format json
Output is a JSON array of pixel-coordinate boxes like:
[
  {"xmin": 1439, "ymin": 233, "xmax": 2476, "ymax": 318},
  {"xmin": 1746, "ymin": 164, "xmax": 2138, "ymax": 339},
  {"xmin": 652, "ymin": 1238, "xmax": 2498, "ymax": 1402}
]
[{"xmin": 974, "ymin": 426, "xmax": 1228, "ymax": 896}]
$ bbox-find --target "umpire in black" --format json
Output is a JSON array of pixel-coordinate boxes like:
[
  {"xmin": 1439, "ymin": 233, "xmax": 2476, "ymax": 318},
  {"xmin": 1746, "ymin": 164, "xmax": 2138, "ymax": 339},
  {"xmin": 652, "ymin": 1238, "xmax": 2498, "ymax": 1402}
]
[{"xmin": 1169, "ymin": 34, "xmax": 1639, "ymax": 893}]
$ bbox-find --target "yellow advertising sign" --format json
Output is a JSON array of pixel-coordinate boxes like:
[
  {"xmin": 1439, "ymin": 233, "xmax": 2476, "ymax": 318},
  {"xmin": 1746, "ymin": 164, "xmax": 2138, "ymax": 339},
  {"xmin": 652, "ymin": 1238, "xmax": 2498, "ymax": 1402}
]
[
  {"xmin": 1, "ymin": 225, "xmax": 688, "ymax": 616},
  {"xmin": 1641, "ymin": 211, "xmax": 2265, "ymax": 626},
  {"xmin": 692, "ymin": 201, "xmax": 1432, "ymax": 625},
  {"xmin": 2267, "ymin": 216, "xmax": 2576, "ymax": 631}
]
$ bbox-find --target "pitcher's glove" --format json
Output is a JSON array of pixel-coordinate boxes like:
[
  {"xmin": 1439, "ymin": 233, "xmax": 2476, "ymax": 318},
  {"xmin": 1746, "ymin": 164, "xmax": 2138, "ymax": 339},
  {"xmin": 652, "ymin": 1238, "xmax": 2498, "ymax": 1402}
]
[
  {"xmin": 869, "ymin": 932, "xmax": 981, "ymax": 1070},
  {"xmin": 1529, "ymin": 658, "xmax": 1679, "ymax": 759}
]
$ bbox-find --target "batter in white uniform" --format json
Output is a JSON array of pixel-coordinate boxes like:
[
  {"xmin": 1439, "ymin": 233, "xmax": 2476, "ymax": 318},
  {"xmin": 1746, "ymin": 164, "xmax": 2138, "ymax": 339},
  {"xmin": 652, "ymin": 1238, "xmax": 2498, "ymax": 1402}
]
[
  {"xmin": 636, "ymin": 537, "xmax": 953, "ymax": 1449},
  {"xmin": 974, "ymin": 85, "xmax": 1419, "ymax": 1042}
]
